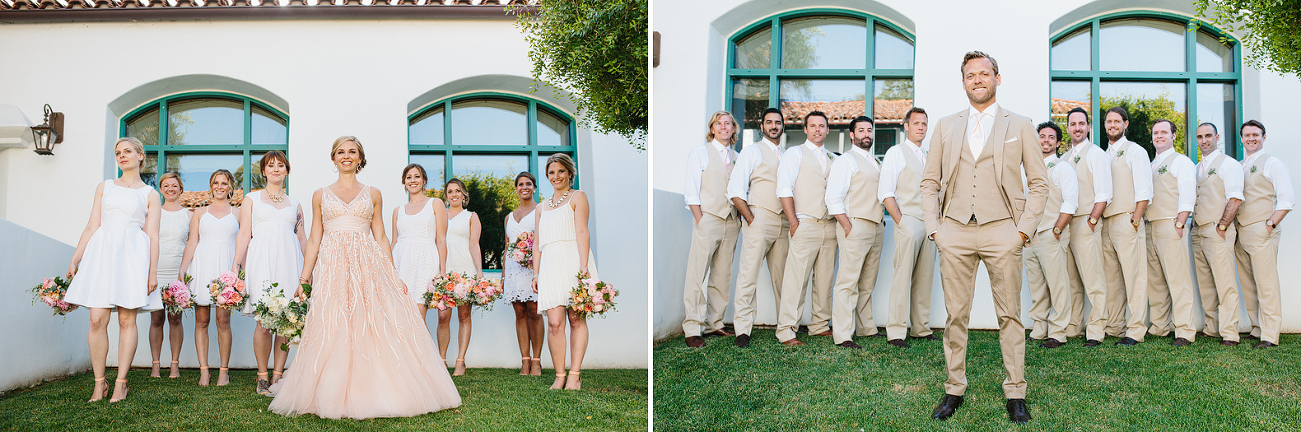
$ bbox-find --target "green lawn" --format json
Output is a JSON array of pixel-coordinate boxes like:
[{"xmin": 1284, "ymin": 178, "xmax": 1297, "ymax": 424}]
[
  {"xmin": 654, "ymin": 329, "xmax": 1301, "ymax": 431},
  {"xmin": 1, "ymin": 368, "xmax": 647, "ymax": 431}
]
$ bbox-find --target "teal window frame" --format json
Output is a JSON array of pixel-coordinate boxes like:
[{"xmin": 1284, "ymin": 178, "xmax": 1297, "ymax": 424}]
[
  {"xmin": 725, "ymin": 9, "xmax": 916, "ymax": 152},
  {"xmin": 1049, "ymin": 11, "xmax": 1243, "ymax": 159},
  {"xmin": 119, "ymin": 92, "xmax": 290, "ymax": 194}
]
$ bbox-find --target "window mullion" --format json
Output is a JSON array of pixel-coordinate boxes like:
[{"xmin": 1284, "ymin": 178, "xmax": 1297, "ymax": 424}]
[{"xmin": 770, "ymin": 17, "xmax": 781, "ymax": 70}]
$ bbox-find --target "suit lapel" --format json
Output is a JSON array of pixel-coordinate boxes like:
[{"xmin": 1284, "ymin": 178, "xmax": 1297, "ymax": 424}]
[
  {"xmin": 948, "ymin": 111, "xmax": 966, "ymax": 179},
  {"xmin": 989, "ymin": 107, "xmax": 1010, "ymax": 184}
]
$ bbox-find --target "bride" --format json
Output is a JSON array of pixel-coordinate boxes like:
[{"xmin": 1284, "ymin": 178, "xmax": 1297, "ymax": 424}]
[{"xmin": 268, "ymin": 136, "xmax": 462, "ymax": 419}]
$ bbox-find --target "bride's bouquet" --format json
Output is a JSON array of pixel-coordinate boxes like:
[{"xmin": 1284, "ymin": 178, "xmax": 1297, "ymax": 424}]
[
  {"xmin": 31, "ymin": 276, "xmax": 77, "ymax": 316},
  {"xmin": 424, "ymin": 272, "xmax": 503, "ymax": 311},
  {"xmin": 506, "ymin": 231, "xmax": 535, "ymax": 269},
  {"xmin": 161, "ymin": 274, "xmax": 194, "ymax": 315},
  {"xmin": 568, "ymin": 271, "xmax": 618, "ymax": 319},
  {"xmin": 209, "ymin": 269, "xmax": 248, "ymax": 310},
  {"xmin": 253, "ymin": 282, "xmax": 311, "ymax": 352}
]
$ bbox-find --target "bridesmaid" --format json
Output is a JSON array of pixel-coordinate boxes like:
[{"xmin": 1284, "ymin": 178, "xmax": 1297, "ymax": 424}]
[
  {"xmin": 64, "ymin": 137, "xmax": 162, "ymax": 402},
  {"xmin": 533, "ymin": 154, "xmax": 596, "ymax": 390},
  {"xmin": 177, "ymin": 169, "xmax": 240, "ymax": 387},
  {"xmin": 148, "ymin": 173, "xmax": 191, "ymax": 379},
  {"xmin": 231, "ymin": 151, "xmax": 306, "ymax": 396},
  {"xmin": 439, "ymin": 178, "xmax": 482, "ymax": 376},
  {"xmin": 505, "ymin": 172, "xmax": 544, "ymax": 376},
  {"xmin": 391, "ymin": 163, "xmax": 449, "ymax": 321}
]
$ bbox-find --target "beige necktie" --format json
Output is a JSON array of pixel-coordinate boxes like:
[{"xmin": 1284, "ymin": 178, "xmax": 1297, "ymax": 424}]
[
  {"xmin": 722, "ymin": 149, "xmax": 733, "ymax": 175},
  {"xmin": 969, "ymin": 112, "xmax": 986, "ymax": 156}
]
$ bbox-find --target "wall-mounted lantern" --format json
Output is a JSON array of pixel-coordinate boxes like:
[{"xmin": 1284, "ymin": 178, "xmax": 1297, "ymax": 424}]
[{"xmin": 31, "ymin": 104, "xmax": 63, "ymax": 155}]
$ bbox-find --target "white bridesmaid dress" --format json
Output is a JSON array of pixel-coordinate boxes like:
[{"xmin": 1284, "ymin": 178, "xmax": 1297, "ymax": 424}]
[
  {"xmin": 65, "ymin": 180, "xmax": 162, "ymax": 311},
  {"xmin": 187, "ymin": 206, "xmax": 240, "ymax": 306},
  {"xmin": 154, "ymin": 207, "xmax": 192, "ymax": 311},
  {"xmin": 536, "ymin": 200, "xmax": 597, "ymax": 312},
  {"xmin": 393, "ymin": 198, "xmax": 441, "ymax": 305},
  {"xmin": 241, "ymin": 190, "xmax": 304, "ymax": 316},
  {"xmin": 503, "ymin": 209, "xmax": 536, "ymax": 303},
  {"xmin": 444, "ymin": 210, "xmax": 476, "ymax": 275}
]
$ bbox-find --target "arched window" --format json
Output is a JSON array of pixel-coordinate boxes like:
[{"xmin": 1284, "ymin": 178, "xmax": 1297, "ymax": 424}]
[
  {"xmin": 727, "ymin": 10, "xmax": 915, "ymax": 158},
  {"xmin": 1049, "ymin": 12, "xmax": 1241, "ymax": 160},
  {"xmin": 121, "ymin": 93, "xmax": 289, "ymax": 206},
  {"xmin": 408, "ymin": 93, "xmax": 577, "ymax": 271}
]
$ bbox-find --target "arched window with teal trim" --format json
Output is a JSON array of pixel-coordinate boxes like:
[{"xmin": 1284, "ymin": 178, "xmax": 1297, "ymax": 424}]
[
  {"xmin": 120, "ymin": 93, "xmax": 289, "ymax": 206},
  {"xmin": 407, "ymin": 93, "xmax": 577, "ymax": 271},
  {"xmin": 727, "ymin": 9, "xmax": 915, "ymax": 159},
  {"xmin": 1049, "ymin": 11, "xmax": 1241, "ymax": 160}
]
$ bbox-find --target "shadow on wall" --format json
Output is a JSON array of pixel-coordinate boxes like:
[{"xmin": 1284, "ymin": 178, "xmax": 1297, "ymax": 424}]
[
  {"xmin": 0, "ymin": 218, "xmax": 88, "ymax": 393},
  {"xmin": 653, "ymin": 189, "xmax": 692, "ymax": 341}
]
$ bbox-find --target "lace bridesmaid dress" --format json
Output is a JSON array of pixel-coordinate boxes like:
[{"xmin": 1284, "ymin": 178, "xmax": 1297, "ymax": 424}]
[
  {"xmin": 268, "ymin": 186, "xmax": 461, "ymax": 419},
  {"xmin": 503, "ymin": 209, "xmax": 536, "ymax": 303},
  {"xmin": 536, "ymin": 200, "xmax": 597, "ymax": 313},
  {"xmin": 393, "ymin": 198, "xmax": 440, "ymax": 305},
  {"xmin": 444, "ymin": 210, "xmax": 476, "ymax": 274},
  {"xmin": 65, "ymin": 180, "xmax": 161, "ymax": 311},
  {"xmin": 241, "ymin": 190, "xmax": 304, "ymax": 316},
  {"xmin": 187, "ymin": 208, "xmax": 239, "ymax": 306}
]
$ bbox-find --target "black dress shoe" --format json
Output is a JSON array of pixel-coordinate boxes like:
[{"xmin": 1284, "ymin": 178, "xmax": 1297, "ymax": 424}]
[
  {"xmin": 797, "ymin": 325, "xmax": 810, "ymax": 334},
  {"xmin": 1026, "ymin": 335, "xmax": 1038, "ymax": 342},
  {"xmin": 930, "ymin": 394, "xmax": 963, "ymax": 420},
  {"xmin": 1083, "ymin": 339, "xmax": 1101, "ymax": 347},
  {"xmin": 734, "ymin": 333, "xmax": 751, "ymax": 348},
  {"xmin": 1039, "ymin": 339, "xmax": 1064, "ymax": 348},
  {"xmin": 888, "ymin": 339, "xmax": 910, "ymax": 348},
  {"xmin": 1242, "ymin": 333, "xmax": 1260, "ymax": 340},
  {"xmin": 1221, "ymin": 340, "xmax": 1240, "ymax": 346},
  {"xmin": 862, "ymin": 332, "xmax": 887, "ymax": 338},
  {"xmin": 685, "ymin": 336, "xmax": 706, "ymax": 348},
  {"xmin": 917, "ymin": 334, "xmax": 941, "ymax": 341},
  {"xmin": 1115, "ymin": 337, "xmax": 1140, "ymax": 345},
  {"xmin": 1006, "ymin": 398, "xmax": 1031, "ymax": 423},
  {"xmin": 1171, "ymin": 338, "xmax": 1192, "ymax": 347},
  {"xmin": 836, "ymin": 340, "xmax": 862, "ymax": 349},
  {"xmin": 1196, "ymin": 331, "xmax": 1219, "ymax": 339},
  {"xmin": 1253, "ymin": 341, "xmax": 1277, "ymax": 349}
]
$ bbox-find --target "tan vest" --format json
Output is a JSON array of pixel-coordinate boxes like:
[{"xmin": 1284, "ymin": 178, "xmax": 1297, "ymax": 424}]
[
  {"xmin": 1104, "ymin": 138, "xmax": 1138, "ymax": 217},
  {"xmin": 698, "ymin": 145, "xmax": 734, "ymax": 219},
  {"xmin": 944, "ymin": 138, "xmax": 1011, "ymax": 224},
  {"xmin": 844, "ymin": 151, "xmax": 884, "ymax": 223},
  {"xmin": 1147, "ymin": 157, "xmax": 1179, "ymax": 221},
  {"xmin": 895, "ymin": 144, "xmax": 925, "ymax": 220},
  {"xmin": 1068, "ymin": 144, "xmax": 1097, "ymax": 217},
  {"xmin": 746, "ymin": 142, "xmax": 782, "ymax": 215},
  {"xmin": 793, "ymin": 145, "xmax": 831, "ymax": 220},
  {"xmin": 1193, "ymin": 153, "xmax": 1227, "ymax": 227},
  {"xmin": 1037, "ymin": 159, "xmax": 1065, "ymax": 233},
  {"xmin": 1238, "ymin": 153, "xmax": 1277, "ymax": 225}
]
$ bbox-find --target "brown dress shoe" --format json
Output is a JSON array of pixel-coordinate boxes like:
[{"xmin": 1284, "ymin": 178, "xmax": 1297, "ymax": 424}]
[
  {"xmin": 917, "ymin": 334, "xmax": 941, "ymax": 341},
  {"xmin": 1221, "ymin": 340, "xmax": 1239, "ymax": 346},
  {"xmin": 780, "ymin": 338, "xmax": 806, "ymax": 346},
  {"xmin": 812, "ymin": 330, "xmax": 833, "ymax": 337},
  {"xmin": 1039, "ymin": 339, "xmax": 1064, "ymax": 348},
  {"xmin": 1253, "ymin": 341, "xmax": 1277, "ymax": 349},
  {"xmin": 1196, "ymin": 331, "xmax": 1219, "ymax": 339},
  {"xmin": 836, "ymin": 340, "xmax": 862, "ymax": 349},
  {"xmin": 1242, "ymin": 333, "xmax": 1261, "ymax": 340},
  {"xmin": 685, "ymin": 336, "xmax": 706, "ymax": 348},
  {"xmin": 888, "ymin": 339, "xmax": 910, "ymax": 348},
  {"xmin": 1171, "ymin": 338, "xmax": 1192, "ymax": 347},
  {"xmin": 704, "ymin": 329, "xmax": 735, "ymax": 337}
]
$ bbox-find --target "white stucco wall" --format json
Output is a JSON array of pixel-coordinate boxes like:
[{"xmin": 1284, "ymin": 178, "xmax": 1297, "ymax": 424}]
[
  {"xmin": 0, "ymin": 17, "xmax": 647, "ymax": 373},
  {"xmin": 652, "ymin": 0, "xmax": 1301, "ymax": 339}
]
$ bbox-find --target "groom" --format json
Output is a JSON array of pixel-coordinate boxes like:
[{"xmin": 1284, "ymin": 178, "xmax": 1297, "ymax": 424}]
[{"xmin": 920, "ymin": 51, "xmax": 1048, "ymax": 424}]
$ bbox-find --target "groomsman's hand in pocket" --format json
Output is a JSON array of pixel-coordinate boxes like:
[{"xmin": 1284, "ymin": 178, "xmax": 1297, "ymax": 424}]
[{"xmin": 788, "ymin": 219, "xmax": 799, "ymax": 237}]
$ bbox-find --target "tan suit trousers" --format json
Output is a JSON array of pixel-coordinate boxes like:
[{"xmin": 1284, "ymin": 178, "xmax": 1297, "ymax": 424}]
[
  {"xmin": 1102, "ymin": 214, "xmax": 1148, "ymax": 340},
  {"xmin": 934, "ymin": 218, "xmax": 1026, "ymax": 399},
  {"xmin": 776, "ymin": 218, "xmax": 838, "ymax": 341},
  {"xmin": 732, "ymin": 207, "xmax": 790, "ymax": 336},
  {"xmin": 1144, "ymin": 220, "xmax": 1196, "ymax": 340},
  {"xmin": 1236, "ymin": 222, "xmax": 1282, "ymax": 343},
  {"xmin": 886, "ymin": 216, "xmax": 937, "ymax": 340},
  {"xmin": 1065, "ymin": 215, "xmax": 1108, "ymax": 340},
  {"xmin": 681, "ymin": 212, "xmax": 740, "ymax": 337},
  {"xmin": 832, "ymin": 219, "xmax": 885, "ymax": 343},
  {"xmin": 1191, "ymin": 223, "xmax": 1239, "ymax": 341},
  {"xmin": 1026, "ymin": 226, "xmax": 1071, "ymax": 341}
]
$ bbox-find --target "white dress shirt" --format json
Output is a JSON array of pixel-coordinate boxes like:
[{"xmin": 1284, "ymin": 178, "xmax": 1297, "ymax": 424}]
[
  {"xmin": 1242, "ymin": 151, "xmax": 1296, "ymax": 211},
  {"xmin": 1196, "ymin": 148, "xmax": 1244, "ymax": 201},
  {"xmin": 878, "ymin": 140, "xmax": 926, "ymax": 202},
  {"xmin": 726, "ymin": 138, "xmax": 782, "ymax": 202},
  {"xmin": 1066, "ymin": 140, "xmax": 1113, "ymax": 205},
  {"xmin": 683, "ymin": 139, "xmax": 734, "ymax": 206},
  {"xmin": 825, "ymin": 145, "xmax": 880, "ymax": 216},
  {"xmin": 967, "ymin": 103, "xmax": 999, "ymax": 156},
  {"xmin": 1108, "ymin": 137, "xmax": 1154, "ymax": 202},
  {"xmin": 1044, "ymin": 154, "xmax": 1080, "ymax": 215},
  {"xmin": 1150, "ymin": 147, "xmax": 1197, "ymax": 216},
  {"xmin": 777, "ymin": 141, "xmax": 834, "ymax": 219}
]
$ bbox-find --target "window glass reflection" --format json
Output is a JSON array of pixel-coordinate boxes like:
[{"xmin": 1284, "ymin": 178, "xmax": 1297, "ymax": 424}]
[
  {"xmin": 734, "ymin": 27, "xmax": 772, "ymax": 69},
  {"xmin": 451, "ymin": 100, "xmax": 527, "ymax": 145},
  {"xmin": 873, "ymin": 79, "xmax": 913, "ymax": 156},
  {"xmin": 731, "ymin": 78, "xmax": 771, "ymax": 149},
  {"xmin": 1050, "ymin": 27, "xmax": 1091, "ymax": 71},
  {"xmin": 409, "ymin": 108, "xmax": 445, "ymax": 146},
  {"xmin": 251, "ymin": 106, "xmax": 288, "ymax": 146},
  {"xmin": 537, "ymin": 109, "xmax": 570, "ymax": 147},
  {"xmin": 781, "ymin": 16, "xmax": 867, "ymax": 69},
  {"xmin": 1100, "ymin": 81, "xmax": 1186, "ymax": 156},
  {"xmin": 164, "ymin": 153, "xmax": 246, "ymax": 196},
  {"xmin": 126, "ymin": 108, "xmax": 161, "ymax": 147},
  {"xmin": 168, "ymin": 98, "xmax": 244, "ymax": 146},
  {"xmin": 1196, "ymin": 83, "xmax": 1236, "ymax": 159},
  {"xmin": 1099, "ymin": 19, "xmax": 1184, "ymax": 72},
  {"xmin": 408, "ymin": 154, "xmax": 447, "ymax": 185},
  {"xmin": 874, "ymin": 25, "xmax": 914, "ymax": 69},
  {"xmin": 1196, "ymin": 31, "xmax": 1234, "ymax": 73}
]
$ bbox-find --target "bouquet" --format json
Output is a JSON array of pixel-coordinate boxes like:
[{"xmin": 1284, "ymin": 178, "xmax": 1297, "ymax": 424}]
[
  {"xmin": 31, "ymin": 276, "xmax": 77, "ymax": 316},
  {"xmin": 424, "ymin": 272, "xmax": 503, "ymax": 311},
  {"xmin": 161, "ymin": 274, "xmax": 194, "ymax": 316},
  {"xmin": 209, "ymin": 269, "xmax": 248, "ymax": 310},
  {"xmin": 253, "ymin": 282, "xmax": 311, "ymax": 352},
  {"xmin": 423, "ymin": 273, "xmax": 461, "ymax": 311},
  {"xmin": 568, "ymin": 271, "xmax": 618, "ymax": 319},
  {"xmin": 506, "ymin": 231, "xmax": 535, "ymax": 269}
]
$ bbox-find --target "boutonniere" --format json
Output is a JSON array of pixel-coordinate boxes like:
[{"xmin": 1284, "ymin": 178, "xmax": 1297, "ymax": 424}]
[
  {"xmin": 1073, "ymin": 156, "xmax": 1080, "ymax": 164},
  {"xmin": 1158, "ymin": 165, "xmax": 1168, "ymax": 174},
  {"xmin": 1207, "ymin": 168, "xmax": 1217, "ymax": 176},
  {"xmin": 1251, "ymin": 165, "xmax": 1258, "ymax": 173},
  {"xmin": 1047, "ymin": 162, "xmax": 1057, "ymax": 169},
  {"xmin": 1117, "ymin": 150, "xmax": 1126, "ymax": 157},
  {"xmin": 826, "ymin": 152, "xmax": 835, "ymax": 161}
]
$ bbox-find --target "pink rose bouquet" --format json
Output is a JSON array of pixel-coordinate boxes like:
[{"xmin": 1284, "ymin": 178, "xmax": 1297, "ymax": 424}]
[
  {"xmin": 31, "ymin": 276, "xmax": 77, "ymax": 316},
  {"xmin": 209, "ymin": 269, "xmax": 248, "ymax": 310},
  {"xmin": 424, "ymin": 273, "xmax": 464, "ymax": 311},
  {"xmin": 568, "ymin": 271, "xmax": 618, "ymax": 319},
  {"xmin": 161, "ymin": 274, "xmax": 194, "ymax": 315},
  {"xmin": 424, "ymin": 272, "xmax": 503, "ymax": 311},
  {"xmin": 505, "ymin": 231, "xmax": 535, "ymax": 269}
]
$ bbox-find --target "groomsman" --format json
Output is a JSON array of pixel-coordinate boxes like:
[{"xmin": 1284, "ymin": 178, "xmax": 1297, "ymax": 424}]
[
  {"xmin": 880, "ymin": 107, "xmax": 939, "ymax": 348},
  {"xmin": 1235, "ymin": 120, "xmax": 1292, "ymax": 349},
  {"xmin": 1101, "ymin": 107, "xmax": 1152, "ymax": 345},
  {"xmin": 681, "ymin": 111, "xmax": 741, "ymax": 348},
  {"xmin": 728, "ymin": 108, "xmax": 790, "ymax": 348},
  {"xmin": 922, "ymin": 51, "xmax": 1047, "ymax": 423},
  {"xmin": 1190, "ymin": 122, "xmax": 1244, "ymax": 345},
  {"xmin": 1025, "ymin": 122, "xmax": 1077, "ymax": 348},
  {"xmin": 1061, "ymin": 107, "xmax": 1111, "ymax": 345},
  {"xmin": 825, "ymin": 116, "xmax": 886, "ymax": 349},
  {"xmin": 774, "ymin": 111, "xmax": 838, "ymax": 346},
  {"xmin": 1142, "ymin": 120, "xmax": 1197, "ymax": 346}
]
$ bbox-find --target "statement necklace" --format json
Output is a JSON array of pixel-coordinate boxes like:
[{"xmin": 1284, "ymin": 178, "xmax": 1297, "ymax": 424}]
[
  {"xmin": 547, "ymin": 189, "xmax": 572, "ymax": 209},
  {"xmin": 266, "ymin": 190, "xmax": 285, "ymax": 203}
]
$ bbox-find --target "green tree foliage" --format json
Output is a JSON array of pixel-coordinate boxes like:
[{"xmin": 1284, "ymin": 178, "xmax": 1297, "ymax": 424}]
[
  {"xmin": 1195, "ymin": 0, "xmax": 1301, "ymax": 78},
  {"xmin": 876, "ymin": 80, "xmax": 913, "ymax": 100},
  {"xmin": 513, "ymin": 0, "xmax": 648, "ymax": 149},
  {"xmin": 1100, "ymin": 91, "xmax": 1187, "ymax": 160},
  {"xmin": 426, "ymin": 172, "xmax": 524, "ymax": 271}
]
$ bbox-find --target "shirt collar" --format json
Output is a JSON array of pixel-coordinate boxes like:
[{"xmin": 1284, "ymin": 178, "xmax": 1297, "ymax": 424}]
[
  {"xmin": 1070, "ymin": 139, "xmax": 1093, "ymax": 157},
  {"xmin": 803, "ymin": 141, "xmax": 826, "ymax": 153},
  {"xmin": 1043, "ymin": 154, "xmax": 1059, "ymax": 164},
  {"xmin": 762, "ymin": 138, "xmax": 781, "ymax": 152},
  {"xmin": 968, "ymin": 103, "xmax": 999, "ymax": 120},
  {"xmin": 709, "ymin": 139, "xmax": 728, "ymax": 152},
  {"xmin": 849, "ymin": 145, "xmax": 872, "ymax": 159},
  {"xmin": 1244, "ymin": 151, "xmax": 1263, "ymax": 166},
  {"xmin": 1155, "ymin": 147, "xmax": 1177, "ymax": 163},
  {"xmin": 1201, "ymin": 148, "xmax": 1223, "ymax": 162}
]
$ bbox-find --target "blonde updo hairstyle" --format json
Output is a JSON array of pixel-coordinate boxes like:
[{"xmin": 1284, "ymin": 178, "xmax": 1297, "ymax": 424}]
[
  {"xmin": 329, "ymin": 136, "xmax": 367, "ymax": 173},
  {"xmin": 114, "ymin": 137, "xmax": 147, "ymax": 168},
  {"xmin": 159, "ymin": 172, "xmax": 184, "ymax": 194},
  {"xmin": 445, "ymin": 178, "xmax": 469, "ymax": 206}
]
